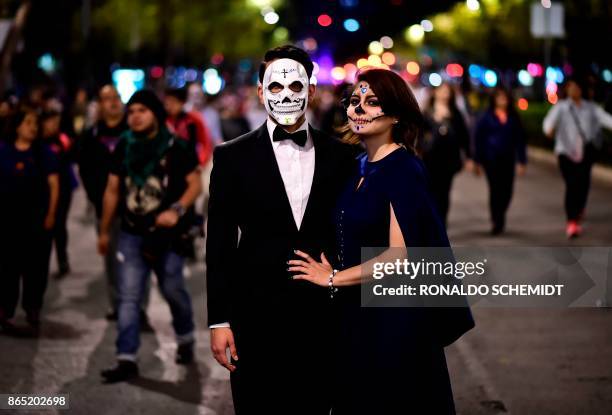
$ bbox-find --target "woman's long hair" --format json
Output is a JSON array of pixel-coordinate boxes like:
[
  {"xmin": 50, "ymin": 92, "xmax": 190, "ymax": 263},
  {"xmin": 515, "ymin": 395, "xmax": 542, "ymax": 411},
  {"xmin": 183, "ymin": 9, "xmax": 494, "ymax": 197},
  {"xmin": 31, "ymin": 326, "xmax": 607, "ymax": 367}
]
[{"xmin": 339, "ymin": 68, "xmax": 424, "ymax": 153}]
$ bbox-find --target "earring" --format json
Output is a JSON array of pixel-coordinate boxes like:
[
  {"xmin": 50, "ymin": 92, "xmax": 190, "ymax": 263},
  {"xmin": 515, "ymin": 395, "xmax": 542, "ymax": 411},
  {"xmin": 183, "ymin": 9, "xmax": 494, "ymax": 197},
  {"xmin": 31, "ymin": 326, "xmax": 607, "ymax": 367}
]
[{"xmin": 393, "ymin": 119, "xmax": 399, "ymax": 124}]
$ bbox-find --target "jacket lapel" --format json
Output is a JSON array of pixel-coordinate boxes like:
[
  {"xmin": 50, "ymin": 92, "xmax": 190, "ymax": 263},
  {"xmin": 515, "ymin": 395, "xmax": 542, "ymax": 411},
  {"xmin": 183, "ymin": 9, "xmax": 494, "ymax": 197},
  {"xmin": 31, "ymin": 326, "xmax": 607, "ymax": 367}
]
[
  {"xmin": 300, "ymin": 127, "xmax": 331, "ymax": 233},
  {"xmin": 254, "ymin": 123, "xmax": 299, "ymax": 234}
]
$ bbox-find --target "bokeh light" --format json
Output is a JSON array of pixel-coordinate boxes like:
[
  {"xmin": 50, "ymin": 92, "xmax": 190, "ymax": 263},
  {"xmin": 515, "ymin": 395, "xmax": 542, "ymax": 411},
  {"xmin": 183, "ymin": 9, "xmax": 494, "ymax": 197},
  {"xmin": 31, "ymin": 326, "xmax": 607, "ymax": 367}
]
[
  {"xmin": 343, "ymin": 18, "xmax": 360, "ymax": 32},
  {"xmin": 429, "ymin": 73, "xmax": 443, "ymax": 87},
  {"xmin": 317, "ymin": 14, "xmax": 333, "ymax": 27},
  {"xmin": 368, "ymin": 41, "xmax": 384, "ymax": 55},
  {"xmin": 405, "ymin": 24, "xmax": 425, "ymax": 44},
  {"xmin": 381, "ymin": 52, "xmax": 396, "ymax": 66},
  {"xmin": 263, "ymin": 11, "xmax": 279, "ymax": 24},
  {"xmin": 380, "ymin": 36, "xmax": 394, "ymax": 49},
  {"xmin": 406, "ymin": 61, "xmax": 420, "ymax": 75}
]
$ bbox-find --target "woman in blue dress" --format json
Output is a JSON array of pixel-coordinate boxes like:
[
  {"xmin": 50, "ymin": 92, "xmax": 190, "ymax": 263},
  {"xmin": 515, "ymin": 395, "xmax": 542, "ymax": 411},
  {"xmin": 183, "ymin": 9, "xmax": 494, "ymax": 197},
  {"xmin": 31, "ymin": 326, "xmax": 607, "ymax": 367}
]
[{"xmin": 289, "ymin": 69, "xmax": 474, "ymax": 414}]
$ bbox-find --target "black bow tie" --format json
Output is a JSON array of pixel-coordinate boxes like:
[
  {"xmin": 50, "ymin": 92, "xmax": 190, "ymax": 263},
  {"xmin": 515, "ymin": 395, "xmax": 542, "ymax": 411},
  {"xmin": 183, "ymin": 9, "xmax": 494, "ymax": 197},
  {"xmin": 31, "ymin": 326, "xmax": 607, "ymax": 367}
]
[{"xmin": 272, "ymin": 127, "xmax": 308, "ymax": 147}]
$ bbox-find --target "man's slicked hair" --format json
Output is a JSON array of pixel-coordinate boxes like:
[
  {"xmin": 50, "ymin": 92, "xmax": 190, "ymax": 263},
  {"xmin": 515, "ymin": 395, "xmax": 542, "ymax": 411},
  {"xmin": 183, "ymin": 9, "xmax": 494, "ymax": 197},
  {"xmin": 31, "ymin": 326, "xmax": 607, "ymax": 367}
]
[{"xmin": 258, "ymin": 45, "xmax": 314, "ymax": 84}]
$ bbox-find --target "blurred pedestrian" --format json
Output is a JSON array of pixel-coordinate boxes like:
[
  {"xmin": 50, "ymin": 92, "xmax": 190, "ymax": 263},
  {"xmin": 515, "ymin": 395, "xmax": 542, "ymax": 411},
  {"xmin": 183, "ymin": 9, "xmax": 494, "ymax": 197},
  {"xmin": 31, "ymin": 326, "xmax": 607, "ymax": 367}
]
[
  {"xmin": 165, "ymin": 87, "xmax": 213, "ymax": 252},
  {"xmin": 185, "ymin": 83, "xmax": 224, "ymax": 146},
  {"xmin": 474, "ymin": 87, "xmax": 527, "ymax": 235},
  {"xmin": 543, "ymin": 77, "xmax": 612, "ymax": 238},
  {"xmin": 40, "ymin": 109, "xmax": 77, "ymax": 277},
  {"xmin": 219, "ymin": 91, "xmax": 250, "ymax": 141},
  {"xmin": 420, "ymin": 83, "xmax": 473, "ymax": 225},
  {"xmin": 78, "ymin": 85, "xmax": 155, "ymax": 324},
  {"xmin": 98, "ymin": 90, "xmax": 200, "ymax": 383},
  {"xmin": 320, "ymin": 82, "xmax": 350, "ymax": 137},
  {"xmin": 0, "ymin": 109, "xmax": 59, "ymax": 335},
  {"xmin": 164, "ymin": 88, "xmax": 213, "ymax": 167}
]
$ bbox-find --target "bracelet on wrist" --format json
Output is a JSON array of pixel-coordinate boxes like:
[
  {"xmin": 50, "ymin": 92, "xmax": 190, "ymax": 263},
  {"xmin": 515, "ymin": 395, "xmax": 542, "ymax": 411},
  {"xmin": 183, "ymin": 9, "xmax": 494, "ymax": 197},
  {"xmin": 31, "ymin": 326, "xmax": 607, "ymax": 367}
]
[{"xmin": 328, "ymin": 269, "xmax": 339, "ymax": 299}]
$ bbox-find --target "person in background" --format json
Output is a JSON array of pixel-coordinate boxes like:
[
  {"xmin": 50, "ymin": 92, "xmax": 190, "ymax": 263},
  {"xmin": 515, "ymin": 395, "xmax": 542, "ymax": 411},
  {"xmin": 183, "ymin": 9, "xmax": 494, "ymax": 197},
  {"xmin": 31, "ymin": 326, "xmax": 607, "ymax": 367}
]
[
  {"xmin": 420, "ymin": 82, "xmax": 472, "ymax": 225},
  {"xmin": 98, "ymin": 90, "xmax": 200, "ymax": 383},
  {"xmin": 185, "ymin": 83, "xmax": 224, "ymax": 147},
  {"xmin": 0, "ymin": 109, "xmax": 59, "ymax": 335},
  {"xmin": 474, "ymin": 87, "xmax": 527, "ymax": 235},
  {"xmin": 165, "ymin": 87, "xmax": 213, "ymax": 252},
  {"xmin": 79, "ymin": 85, "xmax": 154, "ymax": 326},
  {"xmin": 40, "ymin": 109, "xmax": 77, "ymax": 277},
  {"xmin": 320, "ymin": 83, "xmax": 351, "ymax": 137},
  {"xmin": 0, "ymin": 94, "xmax": 18, "ymax": 142},
  {"xmin": 71, "ymin": 87, "xmax": 90, "ymax": 138},
  {"xmin": 219, "ymin": 91, "xmax": 251, "ymax": 142},
  {"xmin": 164, "ymin": 87, "xmax": 213, "ymax": 167},
  {"xmin": 543, "ymin": 77, "xmax": 612, "ymax": 238}
]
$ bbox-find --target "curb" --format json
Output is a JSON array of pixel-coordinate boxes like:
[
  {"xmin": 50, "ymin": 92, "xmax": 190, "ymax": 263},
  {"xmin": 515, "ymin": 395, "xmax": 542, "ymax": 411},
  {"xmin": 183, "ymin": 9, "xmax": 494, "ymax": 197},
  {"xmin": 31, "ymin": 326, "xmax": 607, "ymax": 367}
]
[{"xmin": 528, "ymin": 145, "xmax": 612, "ymax": 185}]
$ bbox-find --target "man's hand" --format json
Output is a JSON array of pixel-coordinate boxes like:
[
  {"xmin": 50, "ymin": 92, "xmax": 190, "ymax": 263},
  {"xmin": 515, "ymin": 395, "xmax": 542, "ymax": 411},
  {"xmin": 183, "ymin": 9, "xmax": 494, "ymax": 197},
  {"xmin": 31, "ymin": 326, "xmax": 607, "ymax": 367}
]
[
  {"xmin": 517, "ymin": 163, "xmax": 527, "ymax": 177},
  {"xmin": 98, "ymin": 232, "xmax": 110, "ymax": 256},
  {"xmin": 211, "ymin": 327, "xmax": 238, "ymax": 372},
  {"xmin": 156, "ymin": 209, "xmax": 179, "ymax": 228}
]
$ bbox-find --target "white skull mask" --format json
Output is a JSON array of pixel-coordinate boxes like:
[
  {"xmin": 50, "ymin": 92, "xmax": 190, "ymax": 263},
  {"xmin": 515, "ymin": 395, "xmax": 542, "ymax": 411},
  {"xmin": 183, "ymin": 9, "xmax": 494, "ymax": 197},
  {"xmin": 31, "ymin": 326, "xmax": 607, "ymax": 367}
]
[{"xmin": 262, "ymin": 58, "xmax": 310, "ymax": 125}]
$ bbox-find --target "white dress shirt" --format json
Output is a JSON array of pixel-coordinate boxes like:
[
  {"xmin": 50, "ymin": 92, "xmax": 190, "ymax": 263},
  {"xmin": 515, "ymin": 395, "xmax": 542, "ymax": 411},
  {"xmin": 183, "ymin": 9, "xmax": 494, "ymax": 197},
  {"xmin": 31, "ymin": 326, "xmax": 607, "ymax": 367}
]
[
  {"xmin": 266, "ymin": 117, "xmax": 315, "ymax": 230},
  {"xmin": 209, "ymin": 118, "xmax": 316, "ymax": 330}
]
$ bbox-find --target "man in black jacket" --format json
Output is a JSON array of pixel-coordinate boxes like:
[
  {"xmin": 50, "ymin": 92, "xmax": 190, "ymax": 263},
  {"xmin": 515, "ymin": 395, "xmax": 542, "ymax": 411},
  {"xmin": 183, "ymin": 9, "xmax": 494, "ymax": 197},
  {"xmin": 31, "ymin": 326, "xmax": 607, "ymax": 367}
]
[
  {"xmin": 78, "ymin": 85, "xmax": 151, "ymax": 324},
  {"xmin": 206, "ymin": 45, "xmax": 356, "ymax": 414}
]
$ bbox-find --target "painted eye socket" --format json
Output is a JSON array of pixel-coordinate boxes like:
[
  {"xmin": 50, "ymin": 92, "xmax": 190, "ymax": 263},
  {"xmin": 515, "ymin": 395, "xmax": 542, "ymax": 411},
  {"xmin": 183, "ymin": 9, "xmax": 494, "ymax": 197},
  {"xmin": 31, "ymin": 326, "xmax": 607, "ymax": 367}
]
[
  {"xmin": 366, "ymin": 99, "xmax": 380, "ymax": 107},
  {"xmin": 288, "ymin": 81, "xmax": 304, "ymax": 92},
  {"xmin": 268, "ymin": 82, "xmax": 284, "ymax": 93},
  {"xmin": 348, "ymin": 96, "xmax": 361, "ymax": 107}
]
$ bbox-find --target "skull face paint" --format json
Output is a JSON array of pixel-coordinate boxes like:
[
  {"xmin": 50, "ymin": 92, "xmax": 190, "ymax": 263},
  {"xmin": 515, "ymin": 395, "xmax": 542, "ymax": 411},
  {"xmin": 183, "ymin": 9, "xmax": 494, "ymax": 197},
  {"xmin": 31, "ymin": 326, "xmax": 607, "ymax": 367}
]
[
  {"xmin": 262, "ymin": 58, "xmax": 310, "ymax": 126},
  {"xmin": 346, "ymin": 82, "xmax": 387, "ymax": 133}
]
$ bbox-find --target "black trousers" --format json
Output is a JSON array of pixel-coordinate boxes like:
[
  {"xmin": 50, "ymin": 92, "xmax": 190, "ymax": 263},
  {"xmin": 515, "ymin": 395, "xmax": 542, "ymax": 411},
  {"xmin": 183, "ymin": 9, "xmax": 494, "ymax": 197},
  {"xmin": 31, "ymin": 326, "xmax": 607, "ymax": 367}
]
[
  {"xmin": 0, "ymin": 227, "xmax": 52, "ymax": 320},
  {"xmin": 558, "ymin": 150, "xmax": 594, "ymax": 221},
  {"xmin": 428, "ymin": 170, "xmax": 456, "ymax": 226},
  {"xmin": 483, "ymin": 159, "xmax": 515, "ymax": 230},
  {"xmin": 53, "ymin": 188, "xmax": 73, "ymax": 267}
]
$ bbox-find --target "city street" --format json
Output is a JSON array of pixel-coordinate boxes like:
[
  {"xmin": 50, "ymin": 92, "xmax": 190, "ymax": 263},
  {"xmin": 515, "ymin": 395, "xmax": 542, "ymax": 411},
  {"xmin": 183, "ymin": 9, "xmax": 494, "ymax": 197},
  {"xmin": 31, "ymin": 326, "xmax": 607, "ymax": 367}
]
[{"xmin": 1, "ymin": 149, "xmax": 611, "ymax": 415}]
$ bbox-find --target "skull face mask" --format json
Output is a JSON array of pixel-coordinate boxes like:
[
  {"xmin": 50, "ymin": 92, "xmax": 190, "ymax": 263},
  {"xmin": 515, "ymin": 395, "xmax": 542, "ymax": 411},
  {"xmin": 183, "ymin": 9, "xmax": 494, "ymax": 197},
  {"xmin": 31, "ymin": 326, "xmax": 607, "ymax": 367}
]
[{"xmin": 262, "ymin": 58, "xmax": 310, "ymax": 126}]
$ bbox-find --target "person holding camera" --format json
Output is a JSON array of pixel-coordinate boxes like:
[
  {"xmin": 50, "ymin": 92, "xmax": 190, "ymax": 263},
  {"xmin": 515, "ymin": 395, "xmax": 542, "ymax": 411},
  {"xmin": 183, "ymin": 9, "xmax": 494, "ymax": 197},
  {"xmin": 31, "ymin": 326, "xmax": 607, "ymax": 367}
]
[{"xmin": 97, "ymin": 89, "xmax": 201, "ymax": 383}]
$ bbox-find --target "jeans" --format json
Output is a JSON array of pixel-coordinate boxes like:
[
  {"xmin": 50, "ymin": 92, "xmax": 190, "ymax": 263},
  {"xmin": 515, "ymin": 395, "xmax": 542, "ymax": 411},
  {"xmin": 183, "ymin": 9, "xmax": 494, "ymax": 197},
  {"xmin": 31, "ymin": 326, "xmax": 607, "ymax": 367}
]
[
  {"xmin": 97, "ymin": 219, "xmax": 150, "ymax": 312},
  {"xmin": 115, "ymin": 231, "xmax": 195, "ymax": 360}
]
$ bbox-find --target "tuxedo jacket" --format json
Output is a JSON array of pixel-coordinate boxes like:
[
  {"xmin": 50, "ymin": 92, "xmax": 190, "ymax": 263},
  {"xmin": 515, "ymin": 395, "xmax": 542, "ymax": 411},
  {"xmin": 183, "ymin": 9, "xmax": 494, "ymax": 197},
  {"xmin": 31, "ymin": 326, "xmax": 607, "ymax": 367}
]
[{"xmin": 206, "ymin": 123, "xmax": 357, "ymax": 331}]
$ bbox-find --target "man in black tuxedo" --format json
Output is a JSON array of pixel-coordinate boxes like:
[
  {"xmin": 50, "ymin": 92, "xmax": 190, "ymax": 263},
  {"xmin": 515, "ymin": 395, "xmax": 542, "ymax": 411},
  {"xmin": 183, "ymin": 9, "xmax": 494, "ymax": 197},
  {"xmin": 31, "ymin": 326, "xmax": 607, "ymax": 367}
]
[{"xmin": 206, "ymin": 45, "xmax": 356, "ymax": 414}]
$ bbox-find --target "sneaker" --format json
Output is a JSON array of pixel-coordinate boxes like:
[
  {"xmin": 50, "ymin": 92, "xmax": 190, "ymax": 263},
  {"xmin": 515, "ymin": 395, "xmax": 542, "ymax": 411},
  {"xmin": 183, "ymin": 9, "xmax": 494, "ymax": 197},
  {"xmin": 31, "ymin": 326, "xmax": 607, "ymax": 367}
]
[
  {"xmin": 176, "ymin": 341, "xmax": 194, "ymax": 365},
  {"xmin": 101, "ymin": 360, "xmax": 139, "ymax": 383},
  {"xmin": 566, "ymin": 221, "xmax": 581, "ymax": 239}
]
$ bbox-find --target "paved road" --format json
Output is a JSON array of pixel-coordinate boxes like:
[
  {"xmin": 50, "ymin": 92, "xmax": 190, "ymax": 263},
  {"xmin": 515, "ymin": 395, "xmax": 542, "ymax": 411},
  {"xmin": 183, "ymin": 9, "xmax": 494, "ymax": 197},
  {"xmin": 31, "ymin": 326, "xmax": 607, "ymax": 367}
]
[{"xmin": 0, "ymin": 154, "xmax": 611, "ymax": 414}]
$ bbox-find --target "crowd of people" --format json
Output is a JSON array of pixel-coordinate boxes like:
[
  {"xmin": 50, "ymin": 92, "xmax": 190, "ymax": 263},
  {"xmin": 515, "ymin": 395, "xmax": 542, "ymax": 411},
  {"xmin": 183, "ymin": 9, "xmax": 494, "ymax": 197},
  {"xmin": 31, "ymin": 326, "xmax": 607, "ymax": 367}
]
[{"xmin": 0, "ymin": 44, "xmax": 611, "ymax": 411}]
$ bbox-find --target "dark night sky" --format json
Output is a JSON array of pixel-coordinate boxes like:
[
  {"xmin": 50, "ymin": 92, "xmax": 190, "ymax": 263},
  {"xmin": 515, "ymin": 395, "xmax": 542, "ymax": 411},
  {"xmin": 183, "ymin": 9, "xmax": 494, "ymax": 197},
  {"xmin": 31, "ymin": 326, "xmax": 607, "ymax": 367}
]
[{"xmin": 282, "ymin": 0, "xmax": 461, "ymax": 60}]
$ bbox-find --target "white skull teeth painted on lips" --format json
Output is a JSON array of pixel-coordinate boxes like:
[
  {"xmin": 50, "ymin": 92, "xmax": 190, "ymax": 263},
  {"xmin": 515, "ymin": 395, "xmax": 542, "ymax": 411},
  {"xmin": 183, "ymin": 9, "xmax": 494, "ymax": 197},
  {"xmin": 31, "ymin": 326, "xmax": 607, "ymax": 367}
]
[{"xmin": 262, "ymin": 58, "xmax": 310, "ymax": 126}]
